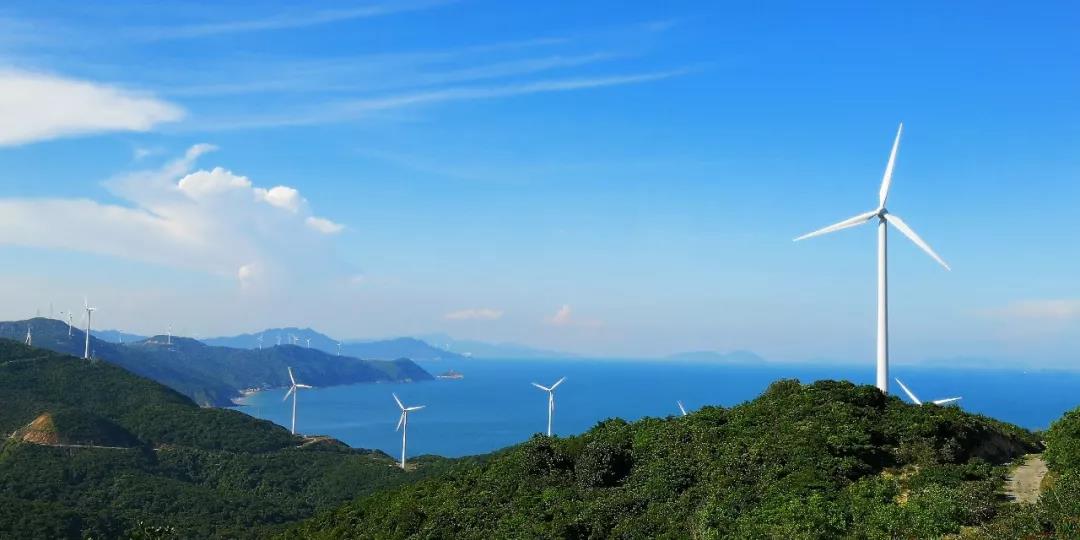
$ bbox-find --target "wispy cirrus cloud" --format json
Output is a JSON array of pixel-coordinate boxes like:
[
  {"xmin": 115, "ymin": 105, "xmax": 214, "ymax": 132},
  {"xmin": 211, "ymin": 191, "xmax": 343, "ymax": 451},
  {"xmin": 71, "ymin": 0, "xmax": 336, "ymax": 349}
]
[
  {"xmin": 133, "ymin": 1, "xmax": 456, "ymax": 40},
  {"xmin": 0, "ymin": 69, "xmax": 182, "ymax": 146},
  {"xmin": 196, "ymin": 69, "xmax": 689, "ymax": 130},
  {"xmin": 445, "ymin": 308, "xmax": 504, "ymax": 321}
]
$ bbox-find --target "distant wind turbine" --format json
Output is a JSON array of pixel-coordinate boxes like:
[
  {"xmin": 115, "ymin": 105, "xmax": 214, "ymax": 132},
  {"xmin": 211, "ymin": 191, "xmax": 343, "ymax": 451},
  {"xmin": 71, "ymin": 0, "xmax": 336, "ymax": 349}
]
[
  {"xmin": 24, "ymin": 325, "xmax": 32, "ymax": 346},
  {"xmin": 167, "ymin": 325, "xmax": 172, "ymax": 345},
  {"xmin": 337, "ymin": 342, "xmax": 342, "ymax": 356},
  {"xmin": 83, "ymin": 299, "xmax": 96, "ymax": 360},
  {"xmin": 282, "ymin": 366, "xmax": 313, "ymax": 435},
  {"xmin": 531, "ymin": 377, "xmax": 566, "ymax": 436},
  {"xmin": 895, "ymin": 378, "xmax": 961, "ymax": 406},
  {"xmin": 677, "ymin": 400, "xmax": 688, "ymax": 416},
  {"xmin": 306, "ymin": 338, "xmax": 311, "ymax": 349},
  {"xmin": 67, "ymin": 312, "xmax": 73, "ymax": 337},
  {"xmin": 393, "ymin": 393, "xmax": 425, "ymax": 469},
  {"xmin": 794, "ymin": 123, "xmax": 949, "ymax": 395}
]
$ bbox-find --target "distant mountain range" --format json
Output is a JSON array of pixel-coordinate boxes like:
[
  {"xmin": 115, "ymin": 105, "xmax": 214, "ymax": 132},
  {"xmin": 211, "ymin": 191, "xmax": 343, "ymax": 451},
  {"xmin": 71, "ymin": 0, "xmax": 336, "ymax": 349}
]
[
  {"xmin": 205, "ymin": 327, "xmax": 464, "ymax": 362},
  {"xmin": 664, "ymin": 350, "xmax": 766, "ymax": 363},
  {"xmin": 0, "ymin": 319, "xmax": 432, "ymax": 407},
  {"xmin": 418, "ymin": 333, "xmax": 577, "ymax": 359}
]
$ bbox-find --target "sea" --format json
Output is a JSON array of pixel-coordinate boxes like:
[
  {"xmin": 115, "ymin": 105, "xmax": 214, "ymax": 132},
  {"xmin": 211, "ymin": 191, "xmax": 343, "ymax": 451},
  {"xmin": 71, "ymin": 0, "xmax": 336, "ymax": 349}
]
[{"xmin": 236, "ymin": 359, "xmax": 1080, "ymax": 459}]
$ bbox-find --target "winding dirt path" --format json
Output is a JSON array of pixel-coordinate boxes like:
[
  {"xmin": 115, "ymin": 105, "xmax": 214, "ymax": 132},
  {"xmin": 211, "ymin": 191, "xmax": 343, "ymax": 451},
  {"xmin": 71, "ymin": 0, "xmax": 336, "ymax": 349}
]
[{"xmin": 1005, "ymin": 454, "xmax": 1047, "ymax": 504}]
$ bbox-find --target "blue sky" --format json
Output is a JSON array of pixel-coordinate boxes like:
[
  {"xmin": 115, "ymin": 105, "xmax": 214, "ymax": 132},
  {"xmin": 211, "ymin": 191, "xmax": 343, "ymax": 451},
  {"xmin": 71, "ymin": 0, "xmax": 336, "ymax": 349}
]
[{"xmin": 0, "ymin": 1, "xmax": 1077, "ymax": 364}]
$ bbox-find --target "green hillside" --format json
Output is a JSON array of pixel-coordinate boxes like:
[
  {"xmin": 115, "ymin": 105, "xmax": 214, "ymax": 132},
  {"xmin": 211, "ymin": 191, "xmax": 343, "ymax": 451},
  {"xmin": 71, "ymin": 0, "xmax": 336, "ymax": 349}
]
[
  {"xmin": 0, "ymin": 318, "xmax": 432, "ymax": 406},
  {"xmin": 286, "ymin": 379, "xmax": 1047, "ymax": 539},
  {"xmin": 0, "ymin": 340, "xmax": 453, "ymax": 538}
]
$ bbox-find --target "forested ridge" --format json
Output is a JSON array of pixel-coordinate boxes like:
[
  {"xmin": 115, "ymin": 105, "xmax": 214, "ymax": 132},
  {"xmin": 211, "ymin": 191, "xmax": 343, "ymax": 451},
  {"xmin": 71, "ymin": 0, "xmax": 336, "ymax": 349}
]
[
  {"xmin": 286, "ymin": 379, "xmax": 1080, "ymax": 539},
  {"xmin": 0, "ymin": 340, "xmax": 454, "ymax": 538}
]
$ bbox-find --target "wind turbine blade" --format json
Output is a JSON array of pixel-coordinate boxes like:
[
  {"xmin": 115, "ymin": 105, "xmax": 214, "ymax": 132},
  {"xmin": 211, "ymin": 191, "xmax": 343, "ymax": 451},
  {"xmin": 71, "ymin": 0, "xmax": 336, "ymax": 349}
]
[
  {"xmin": 549, "ymin": 377, "xmax": 566, "ymax": 390},
  {"xmin": 288, "ymin": 366, "xmax": 296, "ymax": 386},
  {"xmin": 932, "ymin": 397, "xmax": 962, "ymax": 406},
  {"xmin": 282, "ymin": 387, "xmax": 295, "ymax": 401},
  {"xmin": 879, "ymin": 122, "xmax": 903, "ymax": 207},
  {"xmin": 883, "ymin": 214, "xmax": 950, "ymax": 270},
  {"xmin": 531, "ymin": 383, "xmax": 550, "ymax": 392},
  {"xmin": 396, "ymin": 412, "xmax": 405, "ymax": 431},
  {"xmin": 296, "ymin": 384, "xmax": 313, "ymax": 389},
  {"xmin": 793, "ymin": 210, "xmax": 878, "ymax": 242},
  {"xmin": 406, "ymin": 405, "xmax": 425, "ymax": 411},
  {"xmin": 677, "ymin": 400, "xmax": 687, "ymax": 416},
  {"xmin": 392, "ymin": 393, "xmax": 405, "ymax": 410},
  {"xmin": 894, "ymin": 378, "xmax": 922, "ymax": 405}
]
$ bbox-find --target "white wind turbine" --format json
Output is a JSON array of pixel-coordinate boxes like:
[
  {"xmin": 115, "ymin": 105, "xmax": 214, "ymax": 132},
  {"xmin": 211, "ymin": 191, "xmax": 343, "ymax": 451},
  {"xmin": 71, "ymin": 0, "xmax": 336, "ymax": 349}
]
[
  {"xmin": 83, "ymin": 299, "xmax": 96, "ymax": 360},
  {"xmin": 282, "ymin": 366, "xmax": 313, "ymax": 435},
  {"xmin": 677, "ymin": 400, "xmax": 688, "ymax": 416},
  {"xmin": 895, "ymin": 378, "xmax": 961, "ymax": 406},
  {"xmin": 257, "ymin": 334, "xmax": 264, "ymax": 350},
  {"xmin": 393, "ymin": 393, "xmax": 425, "ymax": 469},
  {"xmin": 24, "ymin": 325, "xmax": 32, "ymax": 346},
  {"xmin": 794, "ymin": 123, "xmax": 949, "ymax": 395},
  {"xmin": 531, "ymin": 377, "xmax": 566, "ymax": 436},
  {"xmin": 167, "ymin": 325, "xmax": 172, "ymax": 345},
  {"xmin": 306, "ymin": 338, "xmax": 311, "ymax": 349}
]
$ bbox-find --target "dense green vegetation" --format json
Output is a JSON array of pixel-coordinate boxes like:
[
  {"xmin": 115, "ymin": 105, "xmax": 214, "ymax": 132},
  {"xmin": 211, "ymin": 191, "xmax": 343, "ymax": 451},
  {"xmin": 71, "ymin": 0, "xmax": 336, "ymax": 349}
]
[
  {"xmin": 287, "ymin": 379, "xmax": 1046, "ymax": 539},
  {"xmin": 0, "ymin": 340, "xmax": 452, "ymax": 538},
  {"xmin": 0, "ymin": 318, "xmax": 432, "ymax": 406}
]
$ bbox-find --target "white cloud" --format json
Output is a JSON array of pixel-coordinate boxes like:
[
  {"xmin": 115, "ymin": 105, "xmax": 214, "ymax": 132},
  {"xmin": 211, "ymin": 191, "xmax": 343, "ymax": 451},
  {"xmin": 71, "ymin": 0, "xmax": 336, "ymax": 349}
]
[
  {"xmin": 548, "ymin": 304, "xmax": 573, "ymax": 326},
  {"xmin": 445, "ymin": 308, "xmax": 504, "ymax": 321},
  {"xmin": 138, "ymin": 1, "xmax": 453, "ymax": 40},
  {"xmin": 0, "ymin": 69, "xmax": 183, "ymax": 146},
  {"xmin": 0, "ymin": 145, "xmax": 346, "ymax": 286},
  {"xmin": 257, "ymin": 186, "xmax": 304, "ymax": 213},
  {"xmin": 306, "ymin": 216, "xmax": 345, "ymax": 234},
  {"xmin": 546, "ymin": 304, "xmax": 603, "ymax": 328},
  {"xmin": 983, "ymin": 300, "xmax": 1080, "ymax": 321}
]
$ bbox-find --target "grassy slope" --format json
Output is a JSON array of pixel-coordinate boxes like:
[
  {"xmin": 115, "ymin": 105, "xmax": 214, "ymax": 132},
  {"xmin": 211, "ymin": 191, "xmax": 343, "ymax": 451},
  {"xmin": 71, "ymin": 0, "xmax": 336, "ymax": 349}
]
[
  {"xmin": 287, "ymin": 379, "xmax": 1043, "ymax": 539},
  {"xmin": 0, "ymin": 340, "xmax": 451, "ymax": 539}
]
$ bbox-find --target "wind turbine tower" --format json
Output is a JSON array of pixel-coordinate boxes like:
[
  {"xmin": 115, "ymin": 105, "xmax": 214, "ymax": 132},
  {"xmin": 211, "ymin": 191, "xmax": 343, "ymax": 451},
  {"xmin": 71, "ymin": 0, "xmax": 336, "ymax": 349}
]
[
  {"xmin": 24, "ymin": 326, "xmax": 32, "ymax": 346},
  {"xmin": 794, "ymin": 124, "xmax": 949, "ymax": 395},
  {"xmin": 393, "ymin": 393, "xmax": 425, "ymax": 469},
  {"xmin": 531, "ymin": 377, "xmax": 566, "ymax": 436},
  {"xmin": 282, "ymin": 366, "xmax": 312, "ymax": 435},
  {"xmin": 83, "ymin": 300, "xmax": 96, "ymax": 360}
]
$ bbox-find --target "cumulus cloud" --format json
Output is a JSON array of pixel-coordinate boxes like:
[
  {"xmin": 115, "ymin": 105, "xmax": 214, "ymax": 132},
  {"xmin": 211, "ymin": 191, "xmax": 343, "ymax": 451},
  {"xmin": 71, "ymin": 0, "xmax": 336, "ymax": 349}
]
[
  {"xmin": 445, "ymin": 308, "xmax": 504, "ymax": 321},
  {"xmin": 0, "ymin": 145, "xmax": 346, "ymax": 285},
  {"xmin": 983, "ymin": 300, "xmax": 1080, "ymax": 321},
  {"xmin": 0, "ymin": 69, "xmax": 183, "ymax": 146}
]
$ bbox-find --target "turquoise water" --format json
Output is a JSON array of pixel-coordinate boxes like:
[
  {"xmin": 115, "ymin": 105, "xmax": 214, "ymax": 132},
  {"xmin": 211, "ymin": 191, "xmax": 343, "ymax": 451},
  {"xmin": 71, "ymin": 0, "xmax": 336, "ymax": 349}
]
[{"xmin": 237, "ymin": 359, "xmax": 1080, "ymax": 458}]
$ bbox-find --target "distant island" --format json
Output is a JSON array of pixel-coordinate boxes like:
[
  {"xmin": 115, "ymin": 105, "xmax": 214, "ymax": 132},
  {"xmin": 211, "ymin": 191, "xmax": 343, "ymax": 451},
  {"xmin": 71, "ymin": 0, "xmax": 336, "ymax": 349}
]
[{"xmin": 665, "ymin": 349, "xmax": 766, "ymax": 363}]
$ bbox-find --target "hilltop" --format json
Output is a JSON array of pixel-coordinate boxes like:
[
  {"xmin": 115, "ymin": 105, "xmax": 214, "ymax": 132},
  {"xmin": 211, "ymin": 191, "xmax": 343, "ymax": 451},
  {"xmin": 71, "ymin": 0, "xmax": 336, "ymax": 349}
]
[
  {"xmin": 0, "ymin": 318, "xmax": 432, "ymax": 406},
  {"xmin": 288, "ymin": 379, "xmax": 1060, "ymax": 539},
  {"xmin": 0, "ymin": 340, "xmax": 454, "ymax": 538},
  {"xmin": 205, "ymin": 328, "xmax": 465, "ymax": 362}
]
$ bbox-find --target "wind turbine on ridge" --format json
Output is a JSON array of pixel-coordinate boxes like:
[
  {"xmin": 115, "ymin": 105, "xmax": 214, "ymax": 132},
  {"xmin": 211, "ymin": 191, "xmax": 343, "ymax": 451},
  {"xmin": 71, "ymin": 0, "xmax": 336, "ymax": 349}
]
[
  {"xmin": 895, "ymin": 378, "xmax": 961, "ymax": 406},
  {"xmin": 24, "ymin": 325, "xmax": 32, "ymax": 346},
  {"xmin": 82, "ymin": 299, "xmax": 96, "ymax": 360},
  {"xmin": 794, "ymin": 123, "xmax": 950, "ymax": 395},
  {"xmin": 393, "ymin": 393, "xmax": 425, "ymax": 469},
  {"xmin": 531, "ymin": 377, "xmax": 566, "ymax": 436},
  {"xmin": 282, "ymin": 366, "xmax": 313, "ymax": 435}
]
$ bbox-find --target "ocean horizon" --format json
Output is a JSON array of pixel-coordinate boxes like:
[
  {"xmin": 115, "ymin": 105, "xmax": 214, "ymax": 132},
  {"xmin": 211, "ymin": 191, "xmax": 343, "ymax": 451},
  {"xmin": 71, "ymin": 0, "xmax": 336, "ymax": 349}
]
[{"xmin": 237, "ymin": 358, "xmax": 1080, "ymax": 458}]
